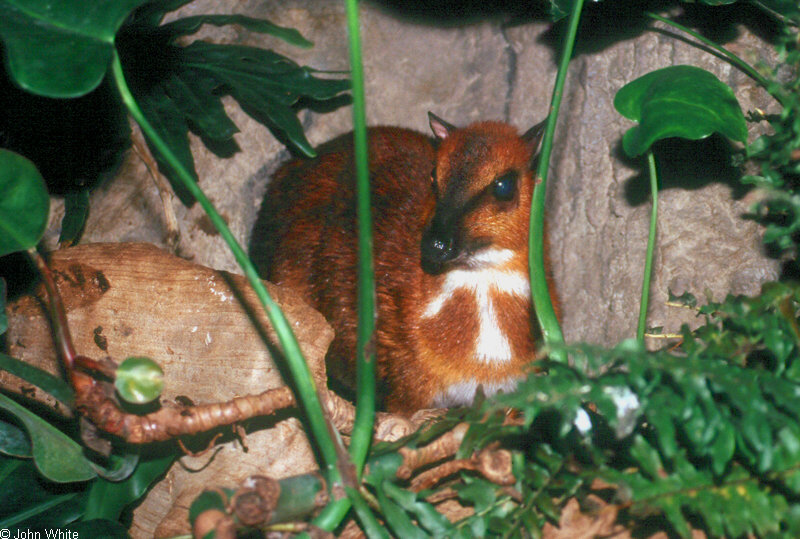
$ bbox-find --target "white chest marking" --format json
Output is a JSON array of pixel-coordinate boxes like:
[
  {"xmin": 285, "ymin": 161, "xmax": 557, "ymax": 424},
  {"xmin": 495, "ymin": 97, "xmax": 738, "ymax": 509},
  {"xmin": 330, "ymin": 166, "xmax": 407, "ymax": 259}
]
[
  {"xmin": 431, "ymin": 377, "xmax": 522, "ymax": 408},
  {"xmin": 422, "ymin": 248, "xmax": 529, "ymax": 364}
]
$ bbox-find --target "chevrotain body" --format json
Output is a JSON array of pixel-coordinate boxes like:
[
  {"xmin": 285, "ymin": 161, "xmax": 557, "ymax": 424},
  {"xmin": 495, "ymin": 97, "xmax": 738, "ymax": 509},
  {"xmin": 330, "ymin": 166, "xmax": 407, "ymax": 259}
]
[{"xmin": 250, "ymin": 115, "xmax": 547, "ymax": 414}]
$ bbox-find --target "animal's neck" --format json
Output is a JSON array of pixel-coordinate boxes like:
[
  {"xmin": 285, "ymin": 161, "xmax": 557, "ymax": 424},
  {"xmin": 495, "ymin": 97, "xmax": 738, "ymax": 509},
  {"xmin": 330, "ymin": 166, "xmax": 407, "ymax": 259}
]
[{"xmin": 421, "ymin": 247, "xmax": 530, "ymax": 365}]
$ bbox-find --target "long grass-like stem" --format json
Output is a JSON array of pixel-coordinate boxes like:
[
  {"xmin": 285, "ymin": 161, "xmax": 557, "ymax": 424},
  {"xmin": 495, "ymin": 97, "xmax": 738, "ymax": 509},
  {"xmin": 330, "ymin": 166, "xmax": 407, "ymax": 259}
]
[
  {"xmin": 110, "ymin": 49, "xmax": 347, "ymax": 490},
  {"xmin": 637, "ymin": 151, "xmax": 659, "ymax": 342},
  {"xmin": 646, "ymin": 12, "xmax": 784, "ymax": 105},
  {"xmin": 344, "ymin": 0, "xmax": 376, "ymax": 478},
  {"xmin": 530, "ymin": 0, "xmax": 586, "ymax": 360}
]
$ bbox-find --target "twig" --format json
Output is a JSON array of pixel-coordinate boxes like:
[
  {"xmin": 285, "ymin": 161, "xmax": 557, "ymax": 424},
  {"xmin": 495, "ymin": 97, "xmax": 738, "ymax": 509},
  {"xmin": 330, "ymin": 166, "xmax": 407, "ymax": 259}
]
[
  {"xmin": 131, "ymin": 124, "xmax": 182, "ymax": 252},
  {"xmin": 644, "ymin": 333, "xmax": 682, "ymax": 339},
  {"xmin": 28, "ymin": 249, "xmax": 76, "ymax": 370},
  {"xmin": 410, "ymin": 446, "xmax": 515, "ymax": 491},
  {"xmin": 396, "ymin": 423, "xmax": 469, "ymax": 479}
]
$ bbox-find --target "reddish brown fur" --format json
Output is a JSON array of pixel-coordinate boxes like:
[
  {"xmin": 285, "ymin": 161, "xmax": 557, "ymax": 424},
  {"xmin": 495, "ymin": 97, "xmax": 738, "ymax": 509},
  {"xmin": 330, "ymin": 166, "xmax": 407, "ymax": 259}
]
[{"xmin": 250, "ymin": 120, "xmax": 553, "ymax": 414}]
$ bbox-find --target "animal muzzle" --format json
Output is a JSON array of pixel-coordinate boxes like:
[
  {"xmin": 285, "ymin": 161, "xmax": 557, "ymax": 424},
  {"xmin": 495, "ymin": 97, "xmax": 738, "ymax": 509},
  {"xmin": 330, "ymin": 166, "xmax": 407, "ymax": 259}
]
[{"xmin": 420, "ymin": 225, "xmax": 459, "ymax": 274}]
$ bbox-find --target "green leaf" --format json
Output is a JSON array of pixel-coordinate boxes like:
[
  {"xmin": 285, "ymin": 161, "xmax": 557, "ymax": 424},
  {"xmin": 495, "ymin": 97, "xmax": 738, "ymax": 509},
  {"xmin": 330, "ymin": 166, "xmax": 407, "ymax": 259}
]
[
  {"xmin": 137, "ymin": 85, "xmax": 197, "ymax": 205},
  {"xmin": 113, "ymin": 8, "xmax": 348, "ymax": 204},
  {"xmin": 709, "ymin": 423, "xmax": 735, "ymax": 475},
  {"xmin": 180, "ymin": 41, "xmax": 350, "ymax": 157},
  {"xmin": 160, "ymin": 14, "xmax": 313, "ymax": 48},
  {"xmin": 88, "ymin": 451, "xmax": 139, "ymax": 482},
  {"xmin": 668, "ymin": 289, "xmax": 697, "ymax": 308},
  {"xmin": 115, "ymin": 356, "xmax": 164, "ymax": 404},
  {"xmin": 383, "ymin": 481, "xmax": 451, "ymax": 536},
  {"xmin": 59, "ymin": 190, "xmax": 90, "ymax": 246},
  {"xmin": 84, "ymin": 453, "xmax": 174, "ymax": 521},
  {"xmin": 0, "ymin": 456, "xmax": 87, "ymax": 529},
  {"xmin": 0, "ymin": 393, "xmax": 95, "ymax": 483},
  {"xmin": 0, "ymin": 352, "xmax": 75, "ymax": 406},
  {"xmin": 614, "ymin": 65, "xmax": 747, "ymax": 157},
  {"xmin": 751, "ymin": 0, "xmax": 800, "ymax": 20},
  {"xmin": 0, "ymin": 149, "xmax": 49, "ymax": 257},
  {"xmin": 0, "ymin": 0, "xmax": 150, "ymax": 97},
  {"xmin": 0, "ymin": 419, "xmax": 31, "ymax": 457},
  {"xmin": 548, "ymin": 0, "xmax": 573, "ymax": 20},
  {"xmin": 67, "ymin": 519, "xmax": 129, "ymax": 538},
  {"xmin": 163, "ymin": 71, "xmax": 239, "ymax": 142},
  {"xmin": 630, "ymin": 435, "xmax": 663, "ymax": 479},
  {"xmin": 128, "ymin": 0, "xmax": 194, "ymax": 27},
  {"xmin": 376, "ymin": 481, "xmax": 427, "ymax": 539}
]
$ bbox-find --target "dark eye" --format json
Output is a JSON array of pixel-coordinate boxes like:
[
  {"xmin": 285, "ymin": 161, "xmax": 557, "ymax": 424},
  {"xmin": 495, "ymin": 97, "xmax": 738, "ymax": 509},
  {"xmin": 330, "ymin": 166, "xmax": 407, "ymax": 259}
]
[{"xmin": 491, "ymin": 172, "xmax": 518, "ymax": 201}]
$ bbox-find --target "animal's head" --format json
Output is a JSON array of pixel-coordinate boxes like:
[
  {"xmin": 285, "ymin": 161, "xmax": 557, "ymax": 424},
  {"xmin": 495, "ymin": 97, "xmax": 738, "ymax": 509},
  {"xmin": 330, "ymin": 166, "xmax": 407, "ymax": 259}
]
[{"xmin": 420, "ymin": 113, "xmax": 546, "ymax": 274}]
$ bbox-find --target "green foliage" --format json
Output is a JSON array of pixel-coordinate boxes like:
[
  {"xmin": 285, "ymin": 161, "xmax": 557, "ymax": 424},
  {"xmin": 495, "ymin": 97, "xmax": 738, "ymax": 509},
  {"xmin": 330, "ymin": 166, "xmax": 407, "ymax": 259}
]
[
  {"xmin": 0, "ymin": 0, "xmax": 149, "ymax": 98},
  {"xmin": 743, "ymin": 32, "xmax": 800, "ymax": 261},
  {"xmin": 114, "ymin": 356, "xmax": 164, "ymax": 404},
  {"xmin": 615, "ymin": 65, "xmax": 747, "ymax": 157},
  {"xmin": 83, "ymin": 453, "xmax": 174, "ymax": 521},
  {"xmin": 0, "ymin": 149, "xmax": 49, "ymax": 258},
  {"xmin": 0, "ymin": 456, "xmax": 87, "ymax": 529},
  {"xmin": 66, "ymin": 519, "xmax": 130, "ymax": 537},
  {"xmin": 0, "ymin": 393, "xmax": 95, "ymax": 483},
  {"xmin": 751, "ymin": 0, "xmax": 800, "ymax": 21},
  {"xmin": 355, "ymin": 282, "xmax": 800, "ymax": 538},
  {"xmin": 0, "ymin": 0, "xmax": 349, "ymax": 207},
  {"xmin": 0, "ymin": 452, "xmax": 172, "ymax": 531},
  {"xmin": 59, "ymin": 190, "xmax": 90, "ymax": 247},
  {"xmin": 3, "ymin": 1, "xmax": 800, "ymax": 537},
  {"xmin": 117, "ymin": 4, "xmax": 349, "ymax": 203},
  {"xmin": 0, "ymin": 353, "xmax": 75, "ymax": 406},
  {"xmin": 546, "ymin": 0, "xmax": 800, "ymax": 23}
]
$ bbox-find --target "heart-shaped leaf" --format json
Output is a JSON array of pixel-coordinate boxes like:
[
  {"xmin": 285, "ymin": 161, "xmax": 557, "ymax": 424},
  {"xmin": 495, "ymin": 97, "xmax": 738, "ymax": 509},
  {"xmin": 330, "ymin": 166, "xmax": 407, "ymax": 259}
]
[
  {"xmin": 0, "ymin": 149, "xmax": 49, "ymax": 257},
  {"xmin": 614, "ymin": 65, "xmax": 747, "ymax": 157},
  {"xmin": 0, "ymin": 0, "xmax": 150, "ymax": 98}
]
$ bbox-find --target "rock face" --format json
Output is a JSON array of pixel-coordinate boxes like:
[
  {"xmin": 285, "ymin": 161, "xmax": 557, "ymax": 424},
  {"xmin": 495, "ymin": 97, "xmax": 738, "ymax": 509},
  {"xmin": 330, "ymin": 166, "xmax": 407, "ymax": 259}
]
[{"xmin": 48, "ymin": 2, "xmax": 779, "ymax": 346}]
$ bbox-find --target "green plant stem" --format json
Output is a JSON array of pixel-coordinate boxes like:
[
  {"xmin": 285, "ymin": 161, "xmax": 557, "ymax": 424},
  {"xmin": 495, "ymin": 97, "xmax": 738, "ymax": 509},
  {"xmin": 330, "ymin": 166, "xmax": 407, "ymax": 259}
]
[
  {"xmin": 346, "ymin": 486, "xmax": 391, "ymax": 539},
  {"xmin": 344, "ymin": 0, "xmax": 376, "ymax": 479},
  {"xmin": 109, "ymin": 50, "xmax": 346, "ymax": 488},
  {"xmin": 308, "ymin": 499, "xmax": 352, "ymax": 535},
  {"xmin": 530, "ymin": 0, "xmax": 585, "ymax": 359},
  {"xmin": 637, "ymin": 151, "xmax": 659, "ymax": 343},
  {"xmin": 646, "ymin": 12, "xmax": 784, "ymax": 105}
]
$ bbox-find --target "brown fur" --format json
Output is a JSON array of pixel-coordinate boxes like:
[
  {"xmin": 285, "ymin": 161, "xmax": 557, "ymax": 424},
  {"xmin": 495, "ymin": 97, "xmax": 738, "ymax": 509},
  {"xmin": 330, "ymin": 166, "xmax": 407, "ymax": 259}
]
[{"xmin": 250, "ymin": 120, "xmax": 552, "ymax": 414}]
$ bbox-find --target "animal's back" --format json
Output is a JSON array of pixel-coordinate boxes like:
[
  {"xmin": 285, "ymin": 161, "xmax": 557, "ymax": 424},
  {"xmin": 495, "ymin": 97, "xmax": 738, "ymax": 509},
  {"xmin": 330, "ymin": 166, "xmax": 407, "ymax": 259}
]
[
  {"xmin": 251, "ymin": 118, "xmax": 546, "ymax": 414},
  {"xmin": 250, "ymin": 127, "xmax": 437, "ymax": 403}
]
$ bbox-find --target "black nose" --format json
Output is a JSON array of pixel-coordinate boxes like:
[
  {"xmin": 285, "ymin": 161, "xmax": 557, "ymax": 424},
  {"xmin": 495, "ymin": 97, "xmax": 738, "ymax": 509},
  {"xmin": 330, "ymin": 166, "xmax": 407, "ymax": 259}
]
[{"xmin": 421, "ymin": 229, "xmax": 457, "ymax": 274}]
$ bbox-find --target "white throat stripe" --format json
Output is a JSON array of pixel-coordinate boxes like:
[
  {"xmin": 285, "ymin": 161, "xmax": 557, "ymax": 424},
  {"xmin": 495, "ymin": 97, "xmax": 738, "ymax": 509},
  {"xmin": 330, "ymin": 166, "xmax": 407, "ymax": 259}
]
[{"xmin": 422, "ymin": 248, "xmax": 529, "ymax": 364}]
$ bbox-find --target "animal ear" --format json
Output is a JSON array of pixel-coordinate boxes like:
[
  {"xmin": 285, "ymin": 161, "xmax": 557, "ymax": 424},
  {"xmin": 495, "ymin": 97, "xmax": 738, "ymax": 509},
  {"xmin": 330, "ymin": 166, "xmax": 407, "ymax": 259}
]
[
  {"xmin": 428, "ymin": 112, "xmax": 456, "ymax": 141},
  {"xmin": 522, "ymin": 116, "xmax": 548, "ymax": 170}
]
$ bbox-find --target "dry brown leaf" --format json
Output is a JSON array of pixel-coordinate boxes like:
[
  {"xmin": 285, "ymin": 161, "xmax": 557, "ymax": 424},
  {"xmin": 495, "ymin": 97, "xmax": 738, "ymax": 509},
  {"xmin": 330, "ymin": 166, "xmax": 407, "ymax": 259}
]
[{"xmin": 3, "ymin": 242, "xmax": 333, "ymax": 537}]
